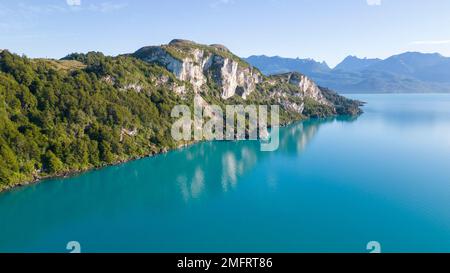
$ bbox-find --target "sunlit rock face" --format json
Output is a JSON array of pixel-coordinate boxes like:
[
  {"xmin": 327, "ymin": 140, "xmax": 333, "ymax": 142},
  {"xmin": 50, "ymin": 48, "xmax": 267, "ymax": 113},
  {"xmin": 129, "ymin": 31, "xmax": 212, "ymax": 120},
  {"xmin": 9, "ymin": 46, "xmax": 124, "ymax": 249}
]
[
  {"xmin": 133, "ymin": 40, "xmax": 362, "ymax": 117},
  {"xmin": 214, "ymin": 56, "xmax": 262, "ymax": 99},
  {"xmin": 133, "ymin": 40, "xmax": 262, "ymax": 99},
  {"xmin": 274, "ymin": 72, "xmax": 331, "ymax": 106}
]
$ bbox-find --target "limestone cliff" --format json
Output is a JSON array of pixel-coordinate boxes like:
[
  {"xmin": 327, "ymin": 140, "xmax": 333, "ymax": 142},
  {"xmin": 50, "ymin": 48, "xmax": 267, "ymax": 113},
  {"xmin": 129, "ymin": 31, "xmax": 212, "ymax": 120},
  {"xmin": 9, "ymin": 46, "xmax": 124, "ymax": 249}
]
[
  {"xmin": 133, "ymin": 39, "xmax": 262, "ymax": 99},
  {"xmin": 272, "ymin": 72, "xmax": 330, "ymax": 105},
  {"xmin": 133, "ymin": 39, "xmax": 361, "ymax": 117}
]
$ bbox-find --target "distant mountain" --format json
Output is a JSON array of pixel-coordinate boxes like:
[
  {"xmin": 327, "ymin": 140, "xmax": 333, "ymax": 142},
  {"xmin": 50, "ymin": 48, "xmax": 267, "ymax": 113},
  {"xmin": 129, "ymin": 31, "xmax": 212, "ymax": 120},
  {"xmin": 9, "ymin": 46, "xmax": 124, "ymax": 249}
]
[
  {"xmin": 363, "ymin": 52, "xmax": 450, "ymax": 83},
  {"xmin": 244, "ymin": 55, "xmax": 331, "ymax": 76},
  {"xmin": 245, "ymin": 52, "xmax": 450, "ymax": 93},
  {"xmin": 334, "ymin": 56, "xmax": 382, "ymax": 72}
]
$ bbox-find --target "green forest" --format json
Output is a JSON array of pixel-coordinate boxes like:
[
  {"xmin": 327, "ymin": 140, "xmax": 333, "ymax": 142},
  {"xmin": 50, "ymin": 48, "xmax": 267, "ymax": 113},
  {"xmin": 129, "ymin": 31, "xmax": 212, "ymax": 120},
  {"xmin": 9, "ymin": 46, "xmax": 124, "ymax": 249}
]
[{"xmin": 0, "ymin": 50, "xmax": 361, "ymax": 191}]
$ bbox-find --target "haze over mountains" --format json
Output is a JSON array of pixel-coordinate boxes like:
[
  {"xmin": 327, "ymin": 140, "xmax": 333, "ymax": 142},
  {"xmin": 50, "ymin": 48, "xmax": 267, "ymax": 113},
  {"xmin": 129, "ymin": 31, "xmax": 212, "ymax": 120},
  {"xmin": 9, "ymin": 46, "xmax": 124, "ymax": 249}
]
[{"xmin": 245, "ymin": 52, "xmax": 450, "ymax": 93}]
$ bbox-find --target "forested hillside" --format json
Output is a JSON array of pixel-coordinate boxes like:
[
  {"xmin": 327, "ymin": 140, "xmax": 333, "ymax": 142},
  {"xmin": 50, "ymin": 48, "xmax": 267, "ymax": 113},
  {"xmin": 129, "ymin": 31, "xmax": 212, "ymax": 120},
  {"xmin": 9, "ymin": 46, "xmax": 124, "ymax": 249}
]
[
  {"xmin": 0, "ymin": 44, "xmax": 361, "ymax": 191},
  {"xmin": 0, "ymin": 50, "xmax": 188, "ymax": 190}
]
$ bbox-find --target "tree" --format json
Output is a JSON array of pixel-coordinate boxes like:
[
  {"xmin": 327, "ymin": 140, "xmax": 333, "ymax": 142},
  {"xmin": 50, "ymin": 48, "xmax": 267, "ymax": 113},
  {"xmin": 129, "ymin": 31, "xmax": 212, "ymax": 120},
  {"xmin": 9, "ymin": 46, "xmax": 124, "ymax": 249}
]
[
  {"xmin": 43, "ymin": 150, "xmax": 64, "ymax": 174},
  {"xmin": 99, "ymin": 141, "xmax": 114, "ymax": 163}
]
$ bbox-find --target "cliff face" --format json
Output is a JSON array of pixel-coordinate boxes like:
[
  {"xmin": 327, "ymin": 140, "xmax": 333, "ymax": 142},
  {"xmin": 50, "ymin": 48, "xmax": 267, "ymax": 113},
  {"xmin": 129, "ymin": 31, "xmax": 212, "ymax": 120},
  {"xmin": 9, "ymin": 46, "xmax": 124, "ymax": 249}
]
[
  {"xmin": 271, "ymin": 72, "xmax": 330, "ymax": 105},
  {"xmin": 215, "ymin": 56, "xmax": 262, "ymax": 99},
  {"xmin": 132, "ymin": 39, "xmax": 359, "ymax": 118},
  {"xmin": 132, "ymin": 39, "xmax": 362, "ymax": 119},
  {"xmin": 133, "ymin": 39, "xmax": 262, "ymax": 99}
]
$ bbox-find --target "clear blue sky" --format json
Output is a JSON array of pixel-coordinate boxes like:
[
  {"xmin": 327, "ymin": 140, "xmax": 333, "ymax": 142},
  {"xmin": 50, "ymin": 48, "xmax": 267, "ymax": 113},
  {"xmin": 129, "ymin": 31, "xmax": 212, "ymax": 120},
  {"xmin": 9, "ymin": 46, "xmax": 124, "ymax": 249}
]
[{"xmin": 1, "ymin": 0, "xmax": 450, "ymax": 67}]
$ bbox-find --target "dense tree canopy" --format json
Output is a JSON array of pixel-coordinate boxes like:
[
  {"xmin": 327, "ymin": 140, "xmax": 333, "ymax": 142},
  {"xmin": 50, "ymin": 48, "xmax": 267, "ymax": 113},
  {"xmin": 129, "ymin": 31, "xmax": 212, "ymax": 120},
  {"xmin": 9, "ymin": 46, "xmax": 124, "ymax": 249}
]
[
  {"xmin": 0, "ymin": 50, "xmax": 361, "ymax": 191},
  {"xmin": 0, "ymin": 50, "xmax": 185, "ymax": 190}
]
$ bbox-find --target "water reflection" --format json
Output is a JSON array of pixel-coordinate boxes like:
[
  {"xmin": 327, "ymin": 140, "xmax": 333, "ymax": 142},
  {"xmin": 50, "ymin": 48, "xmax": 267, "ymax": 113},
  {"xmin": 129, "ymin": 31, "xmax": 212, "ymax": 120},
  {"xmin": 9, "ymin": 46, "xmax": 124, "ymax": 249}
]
[
  {"xmin": 0, "ymin": 116, "xmax": 359, "ymax": 252},
  {"xmin": 177, "ymin": 167, "xmax": 205, "ymax": 202},
  {"xmin": 5, "ymin": 94, "xmax": 450, "ymax": 253},
  {"xmin": 276, "ymin": 116, "xmax": 357, "ymax": 156},
  {"xmin": 170, "ymin": 116, "xmax": 358, "ymax": 201}
]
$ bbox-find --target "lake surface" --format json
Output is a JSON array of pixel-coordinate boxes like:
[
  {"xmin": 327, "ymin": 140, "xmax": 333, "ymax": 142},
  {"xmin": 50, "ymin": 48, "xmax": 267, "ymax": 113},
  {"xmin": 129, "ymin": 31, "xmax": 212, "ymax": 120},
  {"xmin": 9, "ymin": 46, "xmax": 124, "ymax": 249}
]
[{"xmin": 1, "ymin": 94, "xmax": 450, "ymax": 253}]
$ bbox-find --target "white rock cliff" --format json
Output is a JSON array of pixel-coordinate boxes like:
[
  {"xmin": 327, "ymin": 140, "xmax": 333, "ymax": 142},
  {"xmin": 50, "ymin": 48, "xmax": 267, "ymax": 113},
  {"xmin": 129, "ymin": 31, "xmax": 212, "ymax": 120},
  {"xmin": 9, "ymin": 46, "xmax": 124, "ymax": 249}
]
[
  {"xmin": 133, "ymin": 40, "xmax": 340, "ymax": 115},
  {"xmin": 134, "ymin": 41, "xmax": 262, "ymax": 99}
]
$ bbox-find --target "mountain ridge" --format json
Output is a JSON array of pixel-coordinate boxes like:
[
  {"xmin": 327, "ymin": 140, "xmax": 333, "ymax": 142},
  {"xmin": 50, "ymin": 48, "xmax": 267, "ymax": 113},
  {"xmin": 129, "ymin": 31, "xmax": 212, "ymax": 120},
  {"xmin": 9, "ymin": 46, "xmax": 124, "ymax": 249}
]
[
  {"xmin": 334, "ymin": 55, "xmax": 382, "ymax": 72},
  {"xmin": 245, "ymin": 52, "xmax": 450, "ymax": 93},
  {"xmin": 245, "ymin": 55, "xmax": 331, "ymax": 75}
]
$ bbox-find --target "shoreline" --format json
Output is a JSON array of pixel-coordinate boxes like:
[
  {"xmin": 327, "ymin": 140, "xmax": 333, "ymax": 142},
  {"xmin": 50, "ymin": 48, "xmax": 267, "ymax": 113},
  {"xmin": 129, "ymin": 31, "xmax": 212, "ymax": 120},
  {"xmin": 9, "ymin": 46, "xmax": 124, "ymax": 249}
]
[
  {"xmin": 0, "ymin": 114, "xmax": 355, "ymax": 194},
  {"xmin": 0, "ymin": 141, "xmax": 194, "ymax": 194}
]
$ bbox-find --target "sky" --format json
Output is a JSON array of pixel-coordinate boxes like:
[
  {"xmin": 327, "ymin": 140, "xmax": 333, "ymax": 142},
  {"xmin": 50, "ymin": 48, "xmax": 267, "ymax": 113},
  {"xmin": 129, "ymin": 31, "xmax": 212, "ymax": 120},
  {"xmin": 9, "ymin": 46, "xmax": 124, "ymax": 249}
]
[{"xmin": 1, "ymin": 0, "xmax": 450, "ymax": 67}]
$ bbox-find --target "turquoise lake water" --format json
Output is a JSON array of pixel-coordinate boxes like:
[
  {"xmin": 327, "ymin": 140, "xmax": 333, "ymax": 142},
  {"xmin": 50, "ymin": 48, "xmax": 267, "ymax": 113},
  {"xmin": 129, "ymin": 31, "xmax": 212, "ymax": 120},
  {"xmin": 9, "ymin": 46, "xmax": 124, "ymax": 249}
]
[{"xmin": 1, "ymin": 94, "xmax": 450, "ymax": 253}]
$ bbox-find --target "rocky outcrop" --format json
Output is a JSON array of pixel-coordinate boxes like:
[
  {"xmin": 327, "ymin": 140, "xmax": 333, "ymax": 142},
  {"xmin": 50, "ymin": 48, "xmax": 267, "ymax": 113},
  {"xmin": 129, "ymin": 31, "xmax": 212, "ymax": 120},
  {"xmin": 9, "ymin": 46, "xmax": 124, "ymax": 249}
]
[
  {"xmin": 214, "ymin": 56, "xmax": 262, "ymax": 99},
  {"xmin": 121, "ymin": 83, "xmax": 143, "ymax": 93},
  {"xmin": 133, "ymin": 40, "xmax": 262, "ymax": 99},
  {"xmin": 101, "ymin": 75, "xmax": 116, "ymax": 85},
  {"xmin": 281, "ymin": 101, "xmax": 304, "ymax": 114},
  {"xmin": 133, "ymin": 39, "xmax": 360, "ymax": 117},
  {"xmin": 120, "ymin": 128, "xmax": 138, "ymax": 142},
  {"xmin": 273, "ymin": 72, "xmax": 330, "ymax": 105}
]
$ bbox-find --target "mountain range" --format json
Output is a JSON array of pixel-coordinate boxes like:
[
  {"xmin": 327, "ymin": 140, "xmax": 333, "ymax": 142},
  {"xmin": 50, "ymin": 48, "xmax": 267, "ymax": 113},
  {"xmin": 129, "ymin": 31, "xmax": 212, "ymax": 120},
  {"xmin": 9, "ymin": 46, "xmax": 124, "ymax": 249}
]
[{"xmin": 245, "ymin": 52, "xmax": 450, "ymax": 93}]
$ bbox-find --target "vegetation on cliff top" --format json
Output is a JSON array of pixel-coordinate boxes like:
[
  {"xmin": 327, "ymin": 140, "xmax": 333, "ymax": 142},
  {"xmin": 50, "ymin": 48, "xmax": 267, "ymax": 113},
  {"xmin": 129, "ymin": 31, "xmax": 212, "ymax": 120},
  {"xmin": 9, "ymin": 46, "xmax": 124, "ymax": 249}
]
[{"xmin": 136, "ymin": 39, "xmax": 253, "ymax": 69}]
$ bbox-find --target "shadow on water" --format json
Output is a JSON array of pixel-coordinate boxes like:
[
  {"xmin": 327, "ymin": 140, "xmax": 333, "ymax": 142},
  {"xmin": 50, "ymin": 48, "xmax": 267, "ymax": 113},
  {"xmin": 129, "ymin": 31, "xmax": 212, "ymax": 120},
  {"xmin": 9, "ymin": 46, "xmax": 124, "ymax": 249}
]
[{"xmin": 0, "ymin": 115, "xmax": 359, "ymax": 252}]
